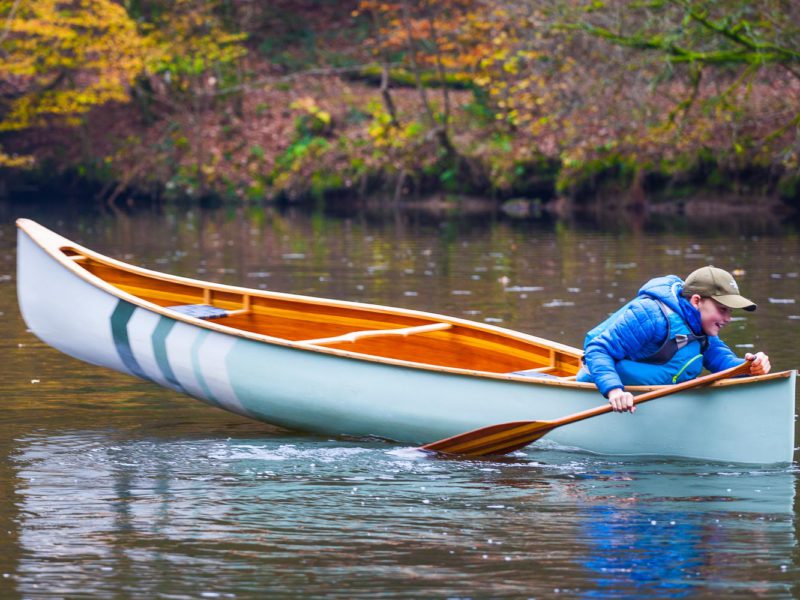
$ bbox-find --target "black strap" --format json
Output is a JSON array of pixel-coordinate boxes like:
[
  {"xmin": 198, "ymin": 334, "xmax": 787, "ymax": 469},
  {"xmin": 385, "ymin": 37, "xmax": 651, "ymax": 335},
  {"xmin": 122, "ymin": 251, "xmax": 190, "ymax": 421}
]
[{"xmin": 640, "ymin": 300, "xmax": 707, "ymax": 364}]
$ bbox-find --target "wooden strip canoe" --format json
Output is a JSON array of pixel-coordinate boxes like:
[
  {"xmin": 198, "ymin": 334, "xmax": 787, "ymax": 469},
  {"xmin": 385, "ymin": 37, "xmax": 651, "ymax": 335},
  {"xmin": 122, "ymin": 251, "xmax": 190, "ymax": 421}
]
[{"xmin": 16, "ymin": 219, "xmax": 797, "ymax": 463}]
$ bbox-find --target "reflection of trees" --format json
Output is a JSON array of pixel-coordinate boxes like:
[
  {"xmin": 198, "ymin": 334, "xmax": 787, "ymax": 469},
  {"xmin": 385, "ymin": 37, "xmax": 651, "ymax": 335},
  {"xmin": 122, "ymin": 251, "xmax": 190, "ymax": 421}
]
[
  {"xmin": 795, "ymin": 481, "xmax": 800, "ymax": 600},
  {"xmin": 9, "ymin": 435, "xmax": 182, "ymax": 596},
  {"xmin": 0, "ymin": 438, "xmax": 21, "ymax": 598}
]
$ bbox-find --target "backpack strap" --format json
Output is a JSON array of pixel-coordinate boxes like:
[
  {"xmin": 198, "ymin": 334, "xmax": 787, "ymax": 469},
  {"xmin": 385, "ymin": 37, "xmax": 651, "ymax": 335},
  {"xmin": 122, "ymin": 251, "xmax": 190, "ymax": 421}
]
[{"xmin": 640, "ymin": 300, "xmax": 708, "ymax": 364}]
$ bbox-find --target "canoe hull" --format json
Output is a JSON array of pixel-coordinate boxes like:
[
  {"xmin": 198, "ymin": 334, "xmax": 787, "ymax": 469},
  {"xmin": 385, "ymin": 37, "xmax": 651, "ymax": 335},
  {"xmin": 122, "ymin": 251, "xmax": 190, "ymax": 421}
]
[{"xmin": 17, "ymin": 225, "xmax": 797, "ymax": 464}]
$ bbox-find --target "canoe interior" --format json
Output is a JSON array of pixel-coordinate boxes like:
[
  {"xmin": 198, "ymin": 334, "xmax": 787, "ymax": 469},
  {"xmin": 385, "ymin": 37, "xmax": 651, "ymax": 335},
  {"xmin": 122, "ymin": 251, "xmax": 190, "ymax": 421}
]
[{"xmin": 61, "ymin": 245, "xmax": 583, "ymax": 377}]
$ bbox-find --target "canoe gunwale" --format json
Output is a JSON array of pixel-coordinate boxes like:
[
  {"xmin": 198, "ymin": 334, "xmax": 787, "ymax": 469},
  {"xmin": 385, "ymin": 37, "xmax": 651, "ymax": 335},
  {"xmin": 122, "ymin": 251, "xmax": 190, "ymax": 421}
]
[{"xmin": 15, "ymin": 218, "xmax": 794, "ymax": 393}]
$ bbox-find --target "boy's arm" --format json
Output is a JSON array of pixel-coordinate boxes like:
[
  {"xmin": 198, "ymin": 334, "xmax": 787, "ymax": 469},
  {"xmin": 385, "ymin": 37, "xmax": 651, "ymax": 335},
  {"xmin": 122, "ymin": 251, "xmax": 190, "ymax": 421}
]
[
  {"xmin": 583, "ymin": 300, "xmax": 662, "ymax": 397},
  {"xmin": 704, "ymin": 337, "xmax": 771, "ymax": 375},
  {"xmin": 702, "ymin": 336, "xmax": 743, "ymax": 373}
]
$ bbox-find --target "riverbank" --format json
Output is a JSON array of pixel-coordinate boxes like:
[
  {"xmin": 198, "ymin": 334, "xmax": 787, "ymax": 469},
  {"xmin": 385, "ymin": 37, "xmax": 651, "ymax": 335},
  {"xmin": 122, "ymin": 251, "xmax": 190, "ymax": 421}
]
[{"xmin": 2, "ymin": 72, "xmax": 798, "ymax": 214}]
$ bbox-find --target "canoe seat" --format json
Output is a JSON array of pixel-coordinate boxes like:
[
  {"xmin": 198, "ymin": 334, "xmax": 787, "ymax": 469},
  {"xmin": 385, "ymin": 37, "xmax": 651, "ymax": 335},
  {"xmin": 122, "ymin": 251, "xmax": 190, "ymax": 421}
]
[
  {"xmin": 167, "ymin": 304, "xmax": 231, "ymax": 320},
  {"xmin": 511, "ymin": 368, "xmax": 561, "ymax": 380}
]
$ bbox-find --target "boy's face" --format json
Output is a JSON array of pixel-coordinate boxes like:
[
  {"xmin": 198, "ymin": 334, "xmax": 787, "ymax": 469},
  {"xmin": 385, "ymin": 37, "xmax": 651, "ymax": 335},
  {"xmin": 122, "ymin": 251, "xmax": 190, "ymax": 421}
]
[{"xmin": 690, "ymin": 295, "xmax": 733, "ymax": 336}]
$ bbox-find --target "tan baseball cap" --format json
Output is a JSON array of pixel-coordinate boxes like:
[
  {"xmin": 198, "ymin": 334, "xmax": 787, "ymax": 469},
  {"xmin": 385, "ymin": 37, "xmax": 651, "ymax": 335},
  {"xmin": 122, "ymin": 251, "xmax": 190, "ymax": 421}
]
[{"xmin": 684, "ymin": 266, "xmax": 756, "ymax": 311}]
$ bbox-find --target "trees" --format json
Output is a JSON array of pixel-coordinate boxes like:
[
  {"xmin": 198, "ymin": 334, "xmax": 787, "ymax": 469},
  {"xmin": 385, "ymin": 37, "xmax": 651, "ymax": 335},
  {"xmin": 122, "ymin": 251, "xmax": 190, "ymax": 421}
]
[
  {"xmin": 0, "ymin": 0, "xmax": 246, "ymax": 174},
  {"xmin": 0, "ymin": 0, "xmax": 146, "ymax": 165},
  {"xmin": 1, "ymin": 1, "xmax": 797, "ymax": 201},
  {"xmin": 572, "ymin": 0, "xmax": 800, "ymax": 172}
]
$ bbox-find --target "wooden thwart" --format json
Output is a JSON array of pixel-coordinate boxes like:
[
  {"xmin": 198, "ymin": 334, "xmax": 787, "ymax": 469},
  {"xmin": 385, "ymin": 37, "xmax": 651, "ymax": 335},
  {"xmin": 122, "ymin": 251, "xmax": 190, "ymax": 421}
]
[
  {"xmin": 299, "ymin": 322, "xmax": 452, "ymax": 346},
  {"xmin": 196, "ymin": 288, "xmax": 252, "ymax": 317},
  {"xmin": 226, "ymin": 293, "xmax": 251, "ymax": 317}
]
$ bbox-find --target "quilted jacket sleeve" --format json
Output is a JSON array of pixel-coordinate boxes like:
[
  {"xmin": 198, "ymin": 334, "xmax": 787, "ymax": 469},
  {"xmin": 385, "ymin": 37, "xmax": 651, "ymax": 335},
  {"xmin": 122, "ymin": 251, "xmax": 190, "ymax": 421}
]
[
  {"xmin": 583, "ymin": 298, "xmax": 668, "ymax": 397},
  {"xmin": 702, "ymin": 336, "xmax": 742, "ymax": 373}
]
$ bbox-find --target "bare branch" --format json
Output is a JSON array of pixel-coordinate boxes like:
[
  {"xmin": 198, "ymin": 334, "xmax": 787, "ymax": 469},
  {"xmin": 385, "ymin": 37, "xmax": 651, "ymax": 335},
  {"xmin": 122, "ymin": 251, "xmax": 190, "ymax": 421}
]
[{"xmin": 0, "ymin": 0, "xmax": 22, "ymax": 48}]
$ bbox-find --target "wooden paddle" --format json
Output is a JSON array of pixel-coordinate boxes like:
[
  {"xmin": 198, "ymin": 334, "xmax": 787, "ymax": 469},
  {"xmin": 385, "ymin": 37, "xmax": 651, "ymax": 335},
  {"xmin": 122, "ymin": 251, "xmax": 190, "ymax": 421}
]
[{"xmin": 420, "ymin": 359, "xmax": 753, "ymax": 457}]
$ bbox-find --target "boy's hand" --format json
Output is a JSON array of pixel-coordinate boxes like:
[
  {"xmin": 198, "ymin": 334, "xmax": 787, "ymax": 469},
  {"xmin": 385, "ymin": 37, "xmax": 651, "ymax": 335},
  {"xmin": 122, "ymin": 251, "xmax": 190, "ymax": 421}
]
[
  {"xmin": 745, "ymin": 352, "xmax": 771, "ymax": 375},
  {"xmin": 607, "ymin": 388, "xmax": 636, "ymax": 413}
]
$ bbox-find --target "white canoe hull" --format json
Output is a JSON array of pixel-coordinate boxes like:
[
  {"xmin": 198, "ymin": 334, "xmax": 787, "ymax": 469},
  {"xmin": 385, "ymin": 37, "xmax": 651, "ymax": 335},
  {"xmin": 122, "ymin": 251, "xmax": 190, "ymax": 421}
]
[{"xmin": 17, "ymin": 223, "xmax": 797, "ymax": 463}]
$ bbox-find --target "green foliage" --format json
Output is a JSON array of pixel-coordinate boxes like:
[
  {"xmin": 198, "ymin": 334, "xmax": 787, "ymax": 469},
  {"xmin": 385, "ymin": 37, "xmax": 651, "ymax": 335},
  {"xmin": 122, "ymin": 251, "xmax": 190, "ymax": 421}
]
[
  {"xmin": 271, "ymin": 134, "xmax": 332, "ymax": 193},
  {"xmin": 439, "ymin": 166, "xmax": 457, "ymax": 189},
  {"xmin": 165, "ymin": 164, "xmax": 202, "ymax": 199},
  {"xmin": 291, "ymin": 97, "xmax": 332, "ymax": 136},
  {"xmin": 463, "ymin": 88, "xmax": 495, "ymax": 126},
  {"xmin": 556, "ymin": 152, "xmax": 639, "ymax": 196},
  {"xmin": 144, "ymin": 0, "xmax": 247, "ymax": 90},
  {"xmin": 350, "ymin": 65, "xmax": 474, "ymax": 90},
  {"xmin": 778, "ymin": 173, "xmax": 800, "ymax": 203},
  {"xmin": 311, "ymin": 171, "xmax": 344, "ymax": 196},
  {"xmin": 250, "ymin": 145, "xmax": 266, "ymax": 161},
  {"xmin": 258, "ymin": 27, "xmax": 316, "ymax": 70},
  {"xmin": 245, "ymin": 177, "xmax": 267, "ymax": 201}
]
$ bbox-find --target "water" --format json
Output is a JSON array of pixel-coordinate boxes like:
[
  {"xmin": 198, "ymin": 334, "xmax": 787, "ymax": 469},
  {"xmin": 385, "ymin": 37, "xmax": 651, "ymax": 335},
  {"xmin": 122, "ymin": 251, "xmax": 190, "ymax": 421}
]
[{"xmin": 1, "ymin": 199, "xmax": 799, "ymax": 598}]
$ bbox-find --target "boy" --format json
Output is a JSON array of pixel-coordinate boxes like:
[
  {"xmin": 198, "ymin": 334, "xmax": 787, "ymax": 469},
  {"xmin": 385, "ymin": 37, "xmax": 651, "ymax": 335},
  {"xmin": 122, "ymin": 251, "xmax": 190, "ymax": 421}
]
[{"xmin": 577, "ymin": 265, "xmax": 771, "ymax": 412}]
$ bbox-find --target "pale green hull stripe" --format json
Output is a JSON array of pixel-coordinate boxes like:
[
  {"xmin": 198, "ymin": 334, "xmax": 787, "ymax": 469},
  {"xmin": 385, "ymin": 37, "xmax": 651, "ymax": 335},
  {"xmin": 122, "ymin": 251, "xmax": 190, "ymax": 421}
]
[
  {"xmin": 111, "ymin": 300, "xmax": 149, "ymax": 381},
  {"xmin": 191, "ymin": 329, "xmax": 222, "ymax": 407},
  {"xmin": 152, "ymin": 316, "xmax": 185, "ymax": 393}
]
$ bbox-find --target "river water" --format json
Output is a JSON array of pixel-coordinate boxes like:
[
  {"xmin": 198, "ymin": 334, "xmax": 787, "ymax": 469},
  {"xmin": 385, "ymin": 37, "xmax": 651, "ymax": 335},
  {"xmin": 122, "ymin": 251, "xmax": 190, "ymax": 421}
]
[{"xmin": 1, "ymin": 198, "xmax": 799, "ymax": 598}]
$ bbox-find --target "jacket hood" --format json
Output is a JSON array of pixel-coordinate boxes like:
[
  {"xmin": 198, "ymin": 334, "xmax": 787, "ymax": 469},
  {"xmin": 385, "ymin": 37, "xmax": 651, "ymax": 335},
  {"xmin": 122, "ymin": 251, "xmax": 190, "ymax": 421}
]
[{"xmin": 638, "ymin": 275, "xmax": 703, "ymax": 334}]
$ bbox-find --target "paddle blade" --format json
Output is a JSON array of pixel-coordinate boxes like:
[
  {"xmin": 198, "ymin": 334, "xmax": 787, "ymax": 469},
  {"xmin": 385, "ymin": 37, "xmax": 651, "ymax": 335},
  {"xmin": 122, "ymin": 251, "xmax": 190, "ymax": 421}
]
[{"xmin": 420, "ymin": 420, "xmax": 555, "ymax": 457}]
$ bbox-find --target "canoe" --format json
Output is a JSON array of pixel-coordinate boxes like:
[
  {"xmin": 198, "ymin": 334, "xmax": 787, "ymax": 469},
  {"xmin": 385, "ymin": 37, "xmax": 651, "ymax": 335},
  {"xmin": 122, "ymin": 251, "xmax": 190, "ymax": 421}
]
[{"xmin": 16, "ymin": 218, "xmax": 796, "ymax": 464}]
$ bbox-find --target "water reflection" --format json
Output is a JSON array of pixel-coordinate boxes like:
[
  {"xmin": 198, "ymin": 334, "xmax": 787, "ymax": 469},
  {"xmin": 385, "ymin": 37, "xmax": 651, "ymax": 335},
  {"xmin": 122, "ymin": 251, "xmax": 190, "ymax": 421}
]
[
  {"xmin": 9, "ymin": 432, "xmax": 797, "ymax": 598},
  {"xmin": 568, "ymin": 464, "xmax": 795, "ymax": 598}
]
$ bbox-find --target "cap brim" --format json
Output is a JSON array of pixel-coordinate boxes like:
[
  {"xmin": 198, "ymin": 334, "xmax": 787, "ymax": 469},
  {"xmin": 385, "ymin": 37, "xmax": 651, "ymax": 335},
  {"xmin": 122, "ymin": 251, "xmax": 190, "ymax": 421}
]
[{"xmin": 714, "ymin": 294, "xmax": 757, "ymax": 312}]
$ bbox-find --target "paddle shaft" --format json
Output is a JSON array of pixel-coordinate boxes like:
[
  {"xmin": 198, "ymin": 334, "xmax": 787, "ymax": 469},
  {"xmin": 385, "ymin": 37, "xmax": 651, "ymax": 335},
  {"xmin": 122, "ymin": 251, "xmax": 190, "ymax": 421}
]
[
  {"xmin": 543, "ymin": 359, "xmax": 753, "ymax": 431},
  {"xmin": 421, "ymin": 359, "xmax": 753, "ymax": 456}
]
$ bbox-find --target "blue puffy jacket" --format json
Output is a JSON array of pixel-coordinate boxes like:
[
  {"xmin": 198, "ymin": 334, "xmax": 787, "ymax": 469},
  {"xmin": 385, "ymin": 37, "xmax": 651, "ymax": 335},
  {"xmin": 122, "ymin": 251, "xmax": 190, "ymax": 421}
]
[{"xmin": 583, "ymin": 275, "xmax": 741, "ymax": 397}]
